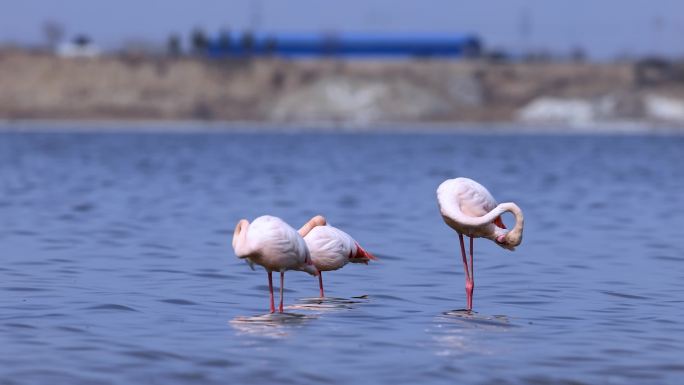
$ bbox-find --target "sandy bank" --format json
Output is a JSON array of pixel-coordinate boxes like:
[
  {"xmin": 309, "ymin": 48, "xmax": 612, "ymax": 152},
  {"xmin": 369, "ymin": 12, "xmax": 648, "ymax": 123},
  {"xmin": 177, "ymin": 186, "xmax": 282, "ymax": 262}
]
[
  {"xmin": 1, "ymin": 119, "xmax": 682, "ymax": 135},
  {"xmin": 1, "ymin": 51, "xmax": 684, "ymax": 130}
]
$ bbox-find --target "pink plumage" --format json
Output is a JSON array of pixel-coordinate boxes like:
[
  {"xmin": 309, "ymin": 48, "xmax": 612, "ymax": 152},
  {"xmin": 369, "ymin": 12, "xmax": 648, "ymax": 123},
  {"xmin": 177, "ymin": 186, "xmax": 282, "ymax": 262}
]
[
  {"xmin": 233, "ymin": 215, "xmax": 318, "ymax": 313},
  {"xmin": 437, "ymin": 177, "xmax": 524, "ymax": 311},
  {"xmin": 298, "ymin": 216, "xmax": 376, "ymax": 297}
]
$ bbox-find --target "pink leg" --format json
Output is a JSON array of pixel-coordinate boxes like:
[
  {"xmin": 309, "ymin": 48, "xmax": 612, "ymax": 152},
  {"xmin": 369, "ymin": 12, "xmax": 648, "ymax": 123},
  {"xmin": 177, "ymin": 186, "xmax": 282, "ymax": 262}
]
[
  {"xmin": 468, "ymin": 236, "xmax": 475, "ymax": 311},
  {"xmin": 458, "ymin": 233, "xmax": 473, "ymax": 311},
  {"xmin": 279, "ymin": 271, "xmax": 285, "ymax": 313},
  {"xmin": 319, "ymin": 272, "xmax": 325, "ymax": 298},
  {"xmin": 268, "ymin": 271, "xmax": 275, "ymax": 313}
]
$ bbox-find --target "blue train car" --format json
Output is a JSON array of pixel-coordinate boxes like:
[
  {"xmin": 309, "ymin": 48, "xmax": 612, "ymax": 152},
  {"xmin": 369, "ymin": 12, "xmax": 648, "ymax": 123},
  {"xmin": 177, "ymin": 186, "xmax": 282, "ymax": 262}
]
[{"xmin": 207, "ymin": 32, "xmax": 481, "ymax": 58}]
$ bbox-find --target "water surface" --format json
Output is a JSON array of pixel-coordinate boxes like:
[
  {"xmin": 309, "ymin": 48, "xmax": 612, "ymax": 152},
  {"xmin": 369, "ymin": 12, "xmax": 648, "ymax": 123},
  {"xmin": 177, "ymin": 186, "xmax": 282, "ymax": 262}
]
[{"xmin": 1, "ymin": 130, "xmax": 683, "ymax": 384}]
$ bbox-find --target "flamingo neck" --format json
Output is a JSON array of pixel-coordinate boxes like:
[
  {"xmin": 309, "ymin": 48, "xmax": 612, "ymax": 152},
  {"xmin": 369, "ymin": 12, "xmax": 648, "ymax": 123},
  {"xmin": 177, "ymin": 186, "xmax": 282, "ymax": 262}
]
[
  {"xmin": 298, "ymin": 215, "xmax": 326, "ymax": 237},
  {"xmin": 440, "ymin": 196, "xmax": 505, "ymax": 229},
  {"xmin": 440, "ymin": 194, "xmax": 523, "ymax": 246},
  {"xmin": 232, "ymin": 219, "xmax": 252, "ymax": 257},
  {"xmin": 499, "ymin": 202, "xmax": 524, "ymax": 246}
]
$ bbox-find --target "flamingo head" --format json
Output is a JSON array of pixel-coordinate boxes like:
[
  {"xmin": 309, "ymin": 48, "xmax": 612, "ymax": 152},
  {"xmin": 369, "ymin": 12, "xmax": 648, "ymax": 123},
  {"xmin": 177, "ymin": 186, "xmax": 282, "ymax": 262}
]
[
  {"xmin": 350, "ymin": 243, "xmax": 378, "ymax": 264},
  {"xmin": 232, "ymin": 219, "xmax": 253, "ymax": 257},
  {"xmin": 302, "ymin": 254, "xmax": 319, "ymax": 276},
  {"xmin": 495, "ymin": 233, "xmax": 517, "ymax": 251},
  {"xmin": 310, "ymin": 215, "xmax": 327, "ymax": 227},
  {"xmin": 494, "ymin": 227, "xmax": 522, "ymax": 251}
]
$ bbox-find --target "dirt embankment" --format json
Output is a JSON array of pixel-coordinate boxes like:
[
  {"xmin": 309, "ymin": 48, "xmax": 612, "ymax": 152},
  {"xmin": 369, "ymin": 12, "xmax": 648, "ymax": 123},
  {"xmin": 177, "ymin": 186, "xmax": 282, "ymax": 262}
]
[{"xmin": 1, "ymin": 51, "xmax": 684, "ymax": 126}]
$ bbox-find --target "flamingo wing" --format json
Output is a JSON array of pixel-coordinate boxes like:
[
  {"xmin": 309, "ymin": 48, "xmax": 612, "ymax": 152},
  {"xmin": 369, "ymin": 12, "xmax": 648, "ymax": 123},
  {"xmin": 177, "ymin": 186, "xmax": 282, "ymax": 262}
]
[
  {"xmin": 305, "ymin": 225, "xmax": 354, "ymax": 271},
  {"xmin": 248, "ymin": 216, "xmax": 310, "ymax": 268},
  {"xmin": 458, "ymin": 180, "xmax": 498, "ymax": 216},
  {"xmin": 452, "ymin": 178, "xmax": 506, "ymax": 228}
]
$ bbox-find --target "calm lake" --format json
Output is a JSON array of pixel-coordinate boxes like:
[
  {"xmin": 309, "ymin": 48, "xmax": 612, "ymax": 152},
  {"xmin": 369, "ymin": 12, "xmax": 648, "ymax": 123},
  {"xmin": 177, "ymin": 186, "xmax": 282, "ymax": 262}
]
[{"xmin": 1, "ymin": 130, "xmax": 683, "ymax": 385}]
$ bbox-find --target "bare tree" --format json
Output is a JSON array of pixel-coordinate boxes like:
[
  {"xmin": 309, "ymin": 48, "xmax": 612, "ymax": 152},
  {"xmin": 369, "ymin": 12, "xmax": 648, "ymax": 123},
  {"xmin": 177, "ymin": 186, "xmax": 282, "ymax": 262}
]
[
  {"xmin": 42, "ymin": 20, "xmax": 65, "ymax": 51},
  {"xmin": 167, "ymin": 34, "xmax": 181, "ymax": 56},
  {"xmin": 190, "ymin": 28, "xmax": 208, "ymax": 55}
]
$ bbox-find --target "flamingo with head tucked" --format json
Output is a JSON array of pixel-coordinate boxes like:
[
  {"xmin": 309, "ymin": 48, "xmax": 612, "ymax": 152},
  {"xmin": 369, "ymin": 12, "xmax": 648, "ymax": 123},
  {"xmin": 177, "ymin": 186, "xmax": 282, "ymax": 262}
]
[
  {"xmin": 298, "ymin": 215, "xmax": 377, "ymax": 298},
  {"xmin": 232, "ymin": 215, "xmax": 318, "ymax": 313},
  {"xmin": 437, "ymin": 178, "xmax": 524, "ymax": 311}
]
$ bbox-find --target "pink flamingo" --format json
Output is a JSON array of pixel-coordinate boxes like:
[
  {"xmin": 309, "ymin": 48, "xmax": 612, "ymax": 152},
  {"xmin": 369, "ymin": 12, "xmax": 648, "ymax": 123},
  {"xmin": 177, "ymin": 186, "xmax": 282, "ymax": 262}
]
[
  {"xmin": 232, "ymin": 215, "xmax": 318, "ymax": 313},
  {"xmin": 298, "ymin": 216, "xmax": 377, "ymax": 298},
  {"xmin": 437, "ymin": 178, "xmax": 524, "ymax": 311}
]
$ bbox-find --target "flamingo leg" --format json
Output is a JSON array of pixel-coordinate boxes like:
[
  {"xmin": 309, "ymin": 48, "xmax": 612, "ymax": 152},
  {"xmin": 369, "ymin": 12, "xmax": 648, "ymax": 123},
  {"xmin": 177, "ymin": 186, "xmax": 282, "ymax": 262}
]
[
  {"xmin": 458, "ymin": 233, "xmax": 473, "ymax": 311},
  {"xmin": 268, "ymin": 271, "xmax": 275, "ymax": 313},
  {"xmin": 279, "ymin": 271, "xmax": 285, "ymax": 313},
  {"xmin": 468, "ymin": 236, "xmax": 475, "ymax": 311},
  {"xmin": 319, "ymin": 272, "xmax": 325, "ymax": 298}
]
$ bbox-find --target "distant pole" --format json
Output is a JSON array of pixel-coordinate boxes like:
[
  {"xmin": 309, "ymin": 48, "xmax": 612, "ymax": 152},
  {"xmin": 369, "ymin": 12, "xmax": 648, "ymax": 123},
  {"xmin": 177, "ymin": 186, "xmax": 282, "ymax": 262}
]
[
  {"xmin": 42, "ymin": 20, "xmax": 65, "ymax": 52},
  {"xmin": 250, "ymin": 0, "xmax": 263, "ymax": 32},
  {"xmin": 518, "ymin": 6, "xmax": 532, "ymax": 58},
  {"xmin": 167, "ymin": 34, "xmax": 181, "ymax": 56},
  {"xmin": 651, "ymin": 15, "xmax": 664, "ymax": 58}
]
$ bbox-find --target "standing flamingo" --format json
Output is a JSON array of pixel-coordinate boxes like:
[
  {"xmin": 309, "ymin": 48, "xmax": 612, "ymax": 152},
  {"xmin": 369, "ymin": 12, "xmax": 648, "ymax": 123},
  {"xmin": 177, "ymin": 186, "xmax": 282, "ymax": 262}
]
[
  {"xmin": 437, "ymin": 177, "xmax": 524, "ymax": 311},
  {"xmin": 232, "ymin": 215, "xmax": 318, "ymax": 313},
  {"xmin": 298, "ymin": 215, "xmax": 377, "ymax": 298}
]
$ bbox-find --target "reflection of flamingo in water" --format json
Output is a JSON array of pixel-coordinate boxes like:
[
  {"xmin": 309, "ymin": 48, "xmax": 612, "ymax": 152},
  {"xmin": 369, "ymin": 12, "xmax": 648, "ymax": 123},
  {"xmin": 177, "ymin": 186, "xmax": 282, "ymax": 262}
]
[
  {"xmin": 298, "ymin": 216, "xmax": 377, "ymax": 298},
  {"xmin": 437, "ymin": 178, "xmax": 524, "ymax": 311},
  {"xmin": 232, "ymin": 215, "xmax": 318, "ymax": 313}
]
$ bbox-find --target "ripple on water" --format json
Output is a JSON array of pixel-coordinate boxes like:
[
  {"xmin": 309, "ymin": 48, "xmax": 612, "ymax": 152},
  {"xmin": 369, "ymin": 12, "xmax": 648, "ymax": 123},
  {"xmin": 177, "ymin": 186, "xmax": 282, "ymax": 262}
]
[
  {"xmin": 85, "ymin": 304, "xmax": 139, "ymax": 312},
  {"xmin": 231, "ymin": 312, "xmax": 315, "ymax": 324},
  {"xmin": 3, "ymin": 287, "xmax": 48, "ymax": 292},
  {"xmin": 158, "ymin": 299, "xmax": 198, "ymax": 305},
  {"xmin": 197, "ymin": 359, "xmax": 237, "ymax": 368},
  {"xmin": 55, "ymin": 326, "xmax": 88, "ymax": 334},
  {"xmin": 139, "ymin": 251, "xmax": 180, "ymax": 259},
  {"xmin": 4, "ymin": 323, "xmax": 37, "ymax": 329},
  {"xmin": 193, "ymin": 272, "xmax": 233, "ymax": 280},
  {"xmin": 230, "ymin": 312, "xmax": 318, "ymax": 339},
  {"xmin": 287, "ymin": 296, "xmax": 369, "ymax": 312},
  {"xmin": 654, "ymin": 255, "xmax": 684, "ymax": 262},
  {"xmin": 122, "ymin": 349, "xmax": 185, "ymax": 361},
  {"xmin": 144, "ymin": 268, "xmax": 186, "ymax": 275},
  {"xmin": 4, "ymin": 370, "xmax": 107, "ymax": 385},
  {"xmin": 601, "ymin": 290, "xmax": 650, "ymax": 300},
  {"xmin": 11, "ymin": 230, "xmax": 39, "ymax": 236},
  {"xmin": 72, "ymin": 203, "xmax": 95, "ymax": 212},
  {"xmin": 439, "ymin": 310, "xmax": 515, "ymax": 330}
]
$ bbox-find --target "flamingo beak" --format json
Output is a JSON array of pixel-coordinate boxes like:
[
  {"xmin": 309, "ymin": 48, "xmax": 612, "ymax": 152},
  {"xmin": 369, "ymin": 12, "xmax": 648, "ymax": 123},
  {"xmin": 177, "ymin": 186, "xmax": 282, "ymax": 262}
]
[
  {"xmin": 495, "ymin": 234, "xmax": 516, "ymax": 251},
  {"xmin": 354, "ymin": 243, "xmax": 378, "ymax": 264},
  {"xmin": 304, "ymin": 256, "xmax": 319, "ymax": 276}
]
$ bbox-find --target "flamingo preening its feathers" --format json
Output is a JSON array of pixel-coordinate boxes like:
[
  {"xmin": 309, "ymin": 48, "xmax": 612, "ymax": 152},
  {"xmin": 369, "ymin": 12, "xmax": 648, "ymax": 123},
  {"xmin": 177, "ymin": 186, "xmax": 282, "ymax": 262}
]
[
  {"xmin": 437, "ymin": 177, "xmax": 524, "ymax": 311},
  {"xmin": 299, "ymin": 215, "xmax": 377, "ymax": 298},
  {"xmin": 232, "ymin": 215, "xmax": 318, "ymax": 313}
]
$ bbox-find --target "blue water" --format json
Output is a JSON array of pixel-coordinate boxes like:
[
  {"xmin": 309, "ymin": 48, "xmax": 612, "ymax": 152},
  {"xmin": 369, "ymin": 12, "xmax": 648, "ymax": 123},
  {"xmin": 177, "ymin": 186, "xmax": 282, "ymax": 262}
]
[{"xmin": 1, "ymin": 130, "xmax": 683, "ymax": 384}]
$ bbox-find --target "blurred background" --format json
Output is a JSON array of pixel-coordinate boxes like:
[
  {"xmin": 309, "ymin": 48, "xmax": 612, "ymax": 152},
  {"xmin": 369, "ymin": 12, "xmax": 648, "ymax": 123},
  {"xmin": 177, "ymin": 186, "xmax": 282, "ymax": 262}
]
[
  {"xmin": 1, "ymin": 0, "xmax": 684, "ymax": 127},
  {"xmin": 3, "ymin": 3, "xmax": 684, "ymax": 385}
]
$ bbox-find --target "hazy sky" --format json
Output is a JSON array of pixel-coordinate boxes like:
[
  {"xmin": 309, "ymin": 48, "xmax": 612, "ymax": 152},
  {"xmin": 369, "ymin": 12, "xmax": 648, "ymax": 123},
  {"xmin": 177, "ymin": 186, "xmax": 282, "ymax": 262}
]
[{"xmin": 1, "ymin": 0, "xmax": 682, "ymax": 58}]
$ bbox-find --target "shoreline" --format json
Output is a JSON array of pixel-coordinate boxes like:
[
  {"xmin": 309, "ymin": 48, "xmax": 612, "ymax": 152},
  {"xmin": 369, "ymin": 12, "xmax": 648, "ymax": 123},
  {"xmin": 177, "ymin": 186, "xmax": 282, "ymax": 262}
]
[
  {"xmin": 1, "ymin": 118, "xmax": 682, "ymax": 135},
  {"xmin": 3, "ymin": 53, "xmax": 684, "ymax": 129}
]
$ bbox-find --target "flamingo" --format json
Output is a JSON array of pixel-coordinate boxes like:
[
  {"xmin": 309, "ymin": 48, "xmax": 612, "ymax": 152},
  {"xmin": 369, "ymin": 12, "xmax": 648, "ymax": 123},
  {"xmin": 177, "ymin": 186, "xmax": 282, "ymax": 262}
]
[
  {"xmin": 437, "ymin": 178, "xmax": 524, "ymax": 311},
  {"xmin": 232, "ymin": 215, "xmax": 318, "ymax": 313},
  {"xmin": 298, "ymin": 215, "xmax": 377, "ymax": 298}
]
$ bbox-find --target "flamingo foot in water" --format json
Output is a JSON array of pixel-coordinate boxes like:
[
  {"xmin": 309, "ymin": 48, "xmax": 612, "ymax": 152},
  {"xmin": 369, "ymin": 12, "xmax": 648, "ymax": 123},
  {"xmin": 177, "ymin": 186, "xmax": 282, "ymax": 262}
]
[
  {"xmin": 268, "ymin": 271, "xmax": 275, "ymax": 314},
  {"xmin": 279, "ymin": 271, "xmax": 285, "ymax": 313},
  {"xmin": 319, "ymin": 272, "xmax": 325, "ymax": 298}
]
